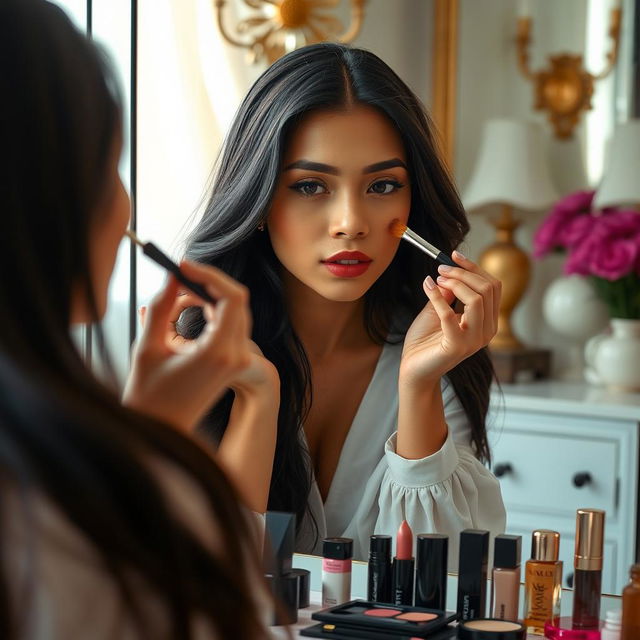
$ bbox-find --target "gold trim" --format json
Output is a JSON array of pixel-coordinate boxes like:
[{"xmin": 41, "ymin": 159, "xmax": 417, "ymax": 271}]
[{"xmin": 432, "ymin": 0, "xmax": 458, "ymax": 169}]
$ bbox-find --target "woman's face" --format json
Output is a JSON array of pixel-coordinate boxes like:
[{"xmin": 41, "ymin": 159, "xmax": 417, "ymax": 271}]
[
  {"xmin": 267, "ymin": 104, "xmax": 411, "ymax": 303},
  {"xmin": 71, "ymin": 136, "xmax": 130, "ymax": 324}
]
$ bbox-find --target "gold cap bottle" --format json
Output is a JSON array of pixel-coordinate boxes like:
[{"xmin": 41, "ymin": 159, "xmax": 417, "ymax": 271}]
[
  {"xmin": 531, "ymin": 529, "xmax": 560, "ymax": 562},
  {"xmin": 574, "ymin": 508, "xmax": 605, "ymax": 571}
]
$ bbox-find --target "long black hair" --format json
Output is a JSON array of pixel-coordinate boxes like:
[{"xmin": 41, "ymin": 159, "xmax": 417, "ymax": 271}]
[
  {"xmin": 182, "ymin": 43, "xmax": 494, "ymax": 542},
  {"xmin": 0, "ymin": 2, "xmax": 265, "ymax": 638}
]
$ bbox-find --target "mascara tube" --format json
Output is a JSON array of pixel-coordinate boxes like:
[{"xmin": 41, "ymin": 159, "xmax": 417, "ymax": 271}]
[{"xmin": 368, "ymin": 535, "xmax": 392, "ymax": 603}]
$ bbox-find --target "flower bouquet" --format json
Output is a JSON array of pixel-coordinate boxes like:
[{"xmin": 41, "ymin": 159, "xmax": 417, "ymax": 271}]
[{"xmin": 534, "ymin": 190, "xmax": 640, "ymax": 319}]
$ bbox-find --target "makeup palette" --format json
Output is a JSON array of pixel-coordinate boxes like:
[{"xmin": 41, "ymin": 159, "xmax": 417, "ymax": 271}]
[{"xmin": 311, "ymin": 599, "xmax": 457, "ymax": 637}]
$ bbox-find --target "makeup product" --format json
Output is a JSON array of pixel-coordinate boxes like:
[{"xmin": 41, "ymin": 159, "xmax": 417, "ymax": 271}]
[
  {"xmin": 125, "ymin": 229, "xmax": 216, "ymax": 304},
  {"xmin": 543, "ymin": 616, "xmax": 604, "ymax": 639},
  {"xmin": 389, "ymin": 219, "xmax": 457, "ymax": 267},
  {"xmin": 367, "ymin": 534, "xmax": 392, "ymax": 603},
  {"xmin": 415, "ymin": 533, "xmax": 448, "ymax": 610},
  {"xmin": 300, "ymin": 620, "xmax": 458, "ymax": 639},
  {"xmin": 263, "ymin": 511, "xmax": 299, "ymax": 625},
  {"xmin": 322, "ymin": 537, "xmax": 353, "ymax": 608},
  {"xmin": 457, "ymin": 529, "xmax": 489, "ymax": 621},
  {"xmin": 601, "ymin": 609, "xmax": 622, "ymax": 640},
  {"xmin": 523, "ymin": 529, "xmax": 562, "ymax": 635},
  {"xmin": 392, "ymin": 520, "xmax": 415, "ymax": 606},
  {"xmin": 572, "ymin": 509, "xmax": 605, "ymax": 629},
  {"xmin": 490, "ymin": 534, "xmax": 521, "ymax": 621},
  {"xmin": 457, "ymin": 618, "xmax": 526, "ymax": 639},
  {"xmin": 621, "ymin": 563, "xmax": 640, "ymax": 640},
  {"xmin": 291, "ymin": 567, "xmax": 311, "ymax": 608},
  {"xmin": 311, "ymin": 599, "xmax": 457, "ymax": 638}
]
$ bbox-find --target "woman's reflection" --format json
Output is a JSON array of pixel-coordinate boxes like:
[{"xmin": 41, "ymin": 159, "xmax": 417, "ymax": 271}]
[{"xmin": 177, "ymin": 43, "xmax": 506, "ymax": 565}]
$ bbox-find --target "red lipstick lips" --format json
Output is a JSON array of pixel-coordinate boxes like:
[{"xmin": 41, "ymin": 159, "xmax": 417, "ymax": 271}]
[{"xmin": 321, "ymin": 251, "xmax": 372, "ymax": 278}]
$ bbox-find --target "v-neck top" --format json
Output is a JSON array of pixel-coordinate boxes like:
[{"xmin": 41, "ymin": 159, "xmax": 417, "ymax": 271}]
[{"xmin": 296, "ymin": 340, "xmax": 506, "ymax": 570}]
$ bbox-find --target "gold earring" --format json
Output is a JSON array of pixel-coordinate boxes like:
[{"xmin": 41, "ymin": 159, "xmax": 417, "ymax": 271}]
[{"xmin": 257, "ymin": 221, "xmax": 265, "ymax": 231}]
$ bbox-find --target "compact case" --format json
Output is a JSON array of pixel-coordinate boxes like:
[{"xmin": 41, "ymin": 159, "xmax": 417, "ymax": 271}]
[
  {"xmin": 301, "ymin": 621, "xmax": 457, "ymax": 639},
  {"xmin": 308, "ymin": 599, "xmax": 457, "ymax": 638}
]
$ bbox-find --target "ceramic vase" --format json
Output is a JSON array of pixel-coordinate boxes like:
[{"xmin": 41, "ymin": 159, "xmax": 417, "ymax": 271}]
[
  {"xmin": 585, "ymin": 319, "xmax": 640, "ymax": 392},
  {"xmin": 542, "ymin": 275, "xmax": 609, "ymax": 380}
]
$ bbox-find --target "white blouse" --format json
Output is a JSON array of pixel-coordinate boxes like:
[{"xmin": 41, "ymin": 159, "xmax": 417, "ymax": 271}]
[{"xmin": 297, "ymin": 340, "xmax": 506, "ymax": 569}]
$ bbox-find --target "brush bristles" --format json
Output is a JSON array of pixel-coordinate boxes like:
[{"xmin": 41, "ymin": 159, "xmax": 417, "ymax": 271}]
[
  {"xmin": 389, "ymin": 219, "xmax": 407, "ymax": 239},
  {"xmin": 124, "ymin": 229, "xmax": 143, "ymax": 246}
]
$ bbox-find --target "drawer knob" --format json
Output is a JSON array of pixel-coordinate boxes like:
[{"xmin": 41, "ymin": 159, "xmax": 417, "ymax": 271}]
[
  {"xmin": 573, "ymin": 472, "xmax": 592, "ymax": 488},
  {"xmin": 566, "ymin": 573, "xmax": 574, "ymax": 588},
  {"xmin": 494, "ymin": 463, "xmax": 513, "ymax": 478}
]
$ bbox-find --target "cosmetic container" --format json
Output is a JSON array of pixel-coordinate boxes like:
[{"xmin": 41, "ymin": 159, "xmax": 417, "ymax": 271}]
[
  {"xmin": 523, "ymin": 529, "xmax": 562, "ymax": 635},
  {"xmin": 621, "ymin": 563, "xmax": 640, "ymax": 640},
  {"xmin": 456, "ymin": 529, "xmax": 489, "ymax": 621},
  {"xmin": 491, "ymin": 534, "xmax": 521, "ymax": 622},
  {"xmin": 264, "ymin": 511, "xmax": 299, "ymax": 625},
  {"xmin": 291, "ymin": 567, "xmax": 311, "ymax": 608},
  {"xmin": 457, "ymin": 618, "xmax": 526, "ymax": 639},
  {"xmin": 601, "ymin": 609, "xmax": 622, "ymax": 640},
  {"xmin": 392, "ymin": 520, "xmax": 415, "ymax": 606},
  {"xmin": 414, "ymin": 533, "xmax": 448, "ymax": 610},
  {"xmin": 367, "ymin": 534, "xmax": 392, "ymax": 603},
  {"xmin": 543, "ymin": 616, "xmax": 603, "ymax": 639},
  {"xmin": 322, "ymin": 537, "xmax": 353, "ymax": 608},
  {"xmin": 572, "ymin": 509, "xmax": 605, "ymax": 629}
]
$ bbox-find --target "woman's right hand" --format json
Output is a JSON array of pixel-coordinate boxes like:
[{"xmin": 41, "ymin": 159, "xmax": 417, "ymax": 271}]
[{"xmin": 123, "ymin": 260, "xmax": 261, "ymax": 432}]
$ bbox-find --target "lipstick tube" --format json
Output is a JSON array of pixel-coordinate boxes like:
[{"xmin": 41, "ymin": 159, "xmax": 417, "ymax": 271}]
[
  {"xmin": 414, "ymin": 533, "xmax": 448, "ymax": 610},
  {"xmin": 572, "ymin": 509, "xmax": 605, "ymax": 629},
  {"xmin": 368, "ymin": 535, "xmax": 392, "ymax": 603},
  {"xmin": 392, "ymin": 521, "xmax": 415, "ymax": 606}
]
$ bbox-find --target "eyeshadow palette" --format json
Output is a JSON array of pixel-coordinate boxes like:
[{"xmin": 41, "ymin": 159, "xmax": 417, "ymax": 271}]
[
  {"xmin": 300, "ymin": 621, "xmax": 458, "ymax": 639},
  {"xmin": 311, "ymin": 599, "xmax": 457, "ymax": 637}
]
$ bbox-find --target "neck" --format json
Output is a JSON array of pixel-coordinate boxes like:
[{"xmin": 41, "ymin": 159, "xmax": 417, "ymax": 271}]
[{"xmin": 284, "ymin": 277, "xmax": 370, "ymax": 362}]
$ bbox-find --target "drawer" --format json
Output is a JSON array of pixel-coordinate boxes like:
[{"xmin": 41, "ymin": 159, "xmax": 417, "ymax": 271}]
[{"xmin": 490, "ymin": 429, "xmax": 617, "ymax": 517}]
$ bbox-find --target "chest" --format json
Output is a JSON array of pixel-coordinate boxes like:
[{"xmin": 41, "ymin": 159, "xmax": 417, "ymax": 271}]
[{"xmin": 304, "ymin": 345, "xmax": 384, "ymax": 501}]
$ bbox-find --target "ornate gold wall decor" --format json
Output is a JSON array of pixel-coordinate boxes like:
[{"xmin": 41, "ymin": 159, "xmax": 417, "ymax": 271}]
[
  {"xmin": 516, "ymin": 7, "xmax": 622, "ymax": 139},
  {"xmin": 215, "ymin": 0, "xmax": 367, "ymax": 65}
]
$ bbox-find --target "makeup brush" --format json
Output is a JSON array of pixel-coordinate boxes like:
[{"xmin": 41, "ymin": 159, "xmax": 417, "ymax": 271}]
[
  {"xmin": 124, "ymin": 229, "xmax": 216, "ymax": 305},
  {"xmin": 389, "ymin": 219, "xmax": 457, "ymax": 268}
]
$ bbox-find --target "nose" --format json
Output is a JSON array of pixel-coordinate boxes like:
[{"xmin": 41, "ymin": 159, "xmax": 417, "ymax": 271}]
[{"xmin": 328, "ymin": 193, "xmax": 369, "ymax": 239}]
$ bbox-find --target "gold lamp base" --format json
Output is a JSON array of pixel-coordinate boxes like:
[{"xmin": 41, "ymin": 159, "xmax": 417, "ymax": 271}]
[{"xmin": 479, "ymin": 205, "xmax": 531, "ymax": 351}]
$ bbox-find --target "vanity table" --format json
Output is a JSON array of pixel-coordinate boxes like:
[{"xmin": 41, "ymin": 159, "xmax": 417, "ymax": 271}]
[{"xmin": 489, "ymin": 380, "xmax": 640, "ymax": 594}]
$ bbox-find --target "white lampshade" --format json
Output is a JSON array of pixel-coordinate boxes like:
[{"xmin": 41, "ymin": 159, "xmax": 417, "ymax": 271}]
[
  {"xmin": 593, "ymin": 119, "xmax": 640, "ymax": 209},
  {"xmin": 463, "ymin": 118, "xmax": 559, "ymax": 211}
]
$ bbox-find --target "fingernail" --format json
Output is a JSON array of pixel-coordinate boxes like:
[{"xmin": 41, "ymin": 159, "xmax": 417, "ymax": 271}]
[
  {"xmin": 425, "ymin": 275, "xmax": 436, "ymax": 290},
  {"xmin": 453, "ymin": 250, "xmax": 466, "ymax": 261},
  {"xmin": 438, "ymin": 264, "xmax": 452, "ymax": 274},
  {"xmin": 437, "ymin": 275, "xmax": 449, "ymax": 283}
]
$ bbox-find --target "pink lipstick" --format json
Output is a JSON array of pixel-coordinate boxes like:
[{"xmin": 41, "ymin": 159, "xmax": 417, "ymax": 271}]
[
  {"xmin": 392, "ymin": 520, "xmax": 415, "ymax": 605},
  {"xmin": 321, "ymin": 251, "xmax": 372, "ymax": 278}
]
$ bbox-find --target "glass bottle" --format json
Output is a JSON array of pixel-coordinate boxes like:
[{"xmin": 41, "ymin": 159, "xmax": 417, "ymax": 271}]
[
  {"xmin": 523, "ymin": 530, "xmax": 562, "ymax": 636},
  {"xmin": 621, "ymin": 564, "xmax": 640, "ymax": 640}
]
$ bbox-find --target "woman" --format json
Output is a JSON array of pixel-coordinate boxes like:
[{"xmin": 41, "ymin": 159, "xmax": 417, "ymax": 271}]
[
  {"xmin": 0, "ymin": 1, "xmax": 275, "ymax": 638},
  {"xmin": 179, "ymin": 43, "xmax": 506, "ymax": 564}
]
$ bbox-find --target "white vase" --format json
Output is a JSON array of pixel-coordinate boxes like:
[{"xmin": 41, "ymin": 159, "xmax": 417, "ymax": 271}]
[
  {"xmin": 585, "ymin": 319, "xmax": 640, "ymax": 392},
  {"xmin": 542, "ymin": 275, "xmax": 609, "ymax": 380}
]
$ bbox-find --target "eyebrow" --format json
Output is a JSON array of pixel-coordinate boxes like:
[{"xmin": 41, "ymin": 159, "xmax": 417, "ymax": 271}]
[{"xmin": 283, "ymin": 157, "xmax": 408, "ymax": 175}]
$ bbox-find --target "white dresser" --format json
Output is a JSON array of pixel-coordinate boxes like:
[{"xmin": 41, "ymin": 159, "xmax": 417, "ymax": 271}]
[{"xmin": 489, "ymin": 380, "xmax": 640, "ymax": 594}]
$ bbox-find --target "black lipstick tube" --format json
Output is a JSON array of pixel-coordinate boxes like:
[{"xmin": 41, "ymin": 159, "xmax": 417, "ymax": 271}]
[
  {"xmin": 415, "ymin": 534, "xmax": 448, "ymax": 610},
  {"xmin": 392, "ymin": 557, "xmax": 415, "ymax": 606},
  {"xmin": 368, "ymin": 535, "xmax": 392, "ymax": 603}
]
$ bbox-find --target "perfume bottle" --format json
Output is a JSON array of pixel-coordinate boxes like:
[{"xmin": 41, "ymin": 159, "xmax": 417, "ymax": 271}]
[
  {"xmin": 621, "ymin": 563, "xmax": 640, "ymax": 640},
  {"xmin": 523, "ymin": 530, "xmax": 562, "ymax": 635}
]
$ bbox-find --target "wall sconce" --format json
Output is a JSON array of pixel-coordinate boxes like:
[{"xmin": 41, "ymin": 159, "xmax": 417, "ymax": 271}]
[
  {"xmin": 215, "ymin": 0, "xmax": 367, "ymax": 65},
  {"xmin": 516, "ymin": 6, "xmax": 622, "ymax": 139}
]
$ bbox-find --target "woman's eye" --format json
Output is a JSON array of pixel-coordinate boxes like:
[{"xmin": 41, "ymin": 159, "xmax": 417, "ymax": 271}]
[
  {"xmin": 291, "ymin": 181, "xmax": 327, "ymax": 196},
  {"xmin": 369, "ymin": 180, "xmax": 404, "ymax": 195}
]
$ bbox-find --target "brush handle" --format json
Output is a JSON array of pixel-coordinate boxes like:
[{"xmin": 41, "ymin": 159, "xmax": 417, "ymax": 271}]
[
  {"xmin": 435, "ymin": 251, "xmax": 457, "ymax": 268},
  {"xmin": 142, "ymin": 242, "xmax": 217, "ymax": 305}
]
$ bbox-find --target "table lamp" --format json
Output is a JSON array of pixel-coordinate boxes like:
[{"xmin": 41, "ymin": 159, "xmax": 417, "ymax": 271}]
[{"xmin": 593, "ymin": 119, "xmax": 640, "ymax": 210}]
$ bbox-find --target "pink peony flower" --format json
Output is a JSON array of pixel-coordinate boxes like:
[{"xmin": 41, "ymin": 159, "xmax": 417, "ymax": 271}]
[{"xmin": 589, "ymin": 239, "xmax": 639, "ymax": 281}]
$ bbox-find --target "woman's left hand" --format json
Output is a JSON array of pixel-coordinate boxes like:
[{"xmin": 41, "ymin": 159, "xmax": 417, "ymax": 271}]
[{"xmin": 400, "ymin": 250, "xmax": 501, "ymax": 386}]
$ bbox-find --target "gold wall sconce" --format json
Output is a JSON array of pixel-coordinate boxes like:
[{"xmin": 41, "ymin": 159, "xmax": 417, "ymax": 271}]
[
  {"xmin": 516, "ymin": 6, "xmax": 622, "ymax": 139},
  {"xmin": 214, "ymin": 0, "xmax": 367, "ymax": 65}
]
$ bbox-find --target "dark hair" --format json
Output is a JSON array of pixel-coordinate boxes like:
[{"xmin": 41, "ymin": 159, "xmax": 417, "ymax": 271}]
[
  {"xmin": 182, "ymin": 43, "xmax": 494, "ymax": 543},
  {"xmin": 0, "ymin": 2, "xmax": 265, "ymax": 638}
]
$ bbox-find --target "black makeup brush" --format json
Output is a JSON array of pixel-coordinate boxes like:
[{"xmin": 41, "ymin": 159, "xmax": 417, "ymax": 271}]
[
  {"xmin": 124, "ymin": 229, "xmax": 216, "ymax": 304},
  {"xmin": 389, "ymin": 219, "xmax": 457, "ymax": 268}
]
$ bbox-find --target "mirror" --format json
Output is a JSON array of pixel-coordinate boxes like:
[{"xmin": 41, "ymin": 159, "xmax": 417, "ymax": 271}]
[{"xmin": 56, "ymin": 0, "xmax": 637, "ymax": 600}]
